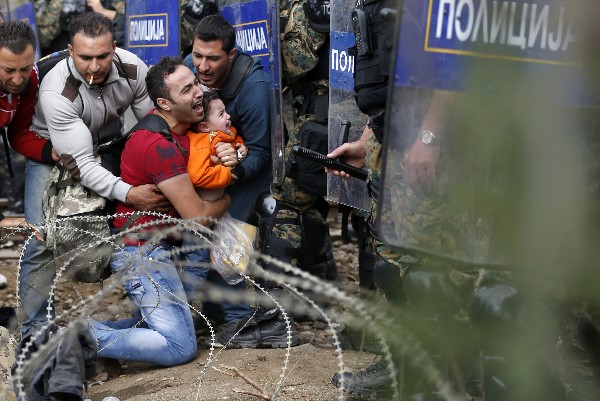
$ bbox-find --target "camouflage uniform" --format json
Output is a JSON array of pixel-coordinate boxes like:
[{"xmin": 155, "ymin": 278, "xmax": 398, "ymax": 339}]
[
  {"xmin": 34, "ymin": 0, "xmax": 126, "ymax": 52},
  {"xmin": 0, "ymin": 326, "xmax": 16, "ymax": 401},
  {"xmin": 33, "ymin": 0, "xmax": 63, "ymax": 51},
  {"xmin": 180, "ymin": 0, "xmax": 220, "ymax": 57},
  {"xmin": 261, "ymin": 0, "xmax": 336, "ymax": 279}
]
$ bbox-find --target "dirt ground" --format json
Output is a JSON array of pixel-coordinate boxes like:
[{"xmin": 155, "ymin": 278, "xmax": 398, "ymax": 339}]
[{"xmin": 0, "ymin": 210, "xmax": 381, "ymax": 401}]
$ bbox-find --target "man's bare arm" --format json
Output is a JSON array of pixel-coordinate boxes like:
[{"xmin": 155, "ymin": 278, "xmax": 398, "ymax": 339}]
[
  {"xmin": 403, "ymin": 90, "xmax": 452, "ymax": 194},
  {"xmin": 157, "ymin": 174, "xmax": 231, "ymax": 225},
  {"xmin": 325, "ymin": 123, "xmax": 370, "ymax": 179}
]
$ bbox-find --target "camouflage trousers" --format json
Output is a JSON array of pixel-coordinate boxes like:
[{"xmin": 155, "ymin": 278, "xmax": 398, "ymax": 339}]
[
  {"xmin": 0, "ymin": 326, "xmax": 16, "ymax": 400},
  {"xmin": 267, "ymin": 113, "xmax": 335, "ymax": 278}
]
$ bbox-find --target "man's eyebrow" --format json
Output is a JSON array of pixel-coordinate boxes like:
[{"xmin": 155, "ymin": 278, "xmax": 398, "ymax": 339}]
[
  {"xmin": 78, "ymin": 52, "xmax": 111, "ymax": 58},
  {"xmin": 0, "ymin": 62, "xmax": 33, "ymax": 70}
]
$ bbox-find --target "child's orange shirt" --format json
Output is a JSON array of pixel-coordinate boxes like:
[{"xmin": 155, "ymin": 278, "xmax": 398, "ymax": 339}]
[{"xmin": 186, "ymin": 127, "xmax": 245, "ymax": 189}]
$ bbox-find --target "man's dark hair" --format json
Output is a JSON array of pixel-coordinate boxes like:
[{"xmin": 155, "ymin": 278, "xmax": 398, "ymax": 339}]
[
  {"xmin": 202, "ymin": 90, "xmax": 221, "ymax": 118},
  {"xmin": 68, "ymin": 12, "xmax": 113, "ymax": 43},
  {"xmin": 146, "ymin": 56, "xmax": 184, "ymax": 108},
  {"xmin": 0, "ymin": 20, "xmax": 37, "ymax": 53},
  {"xmin": 192, "ymin": 15, "xmax": 236, "ymax": 53}
]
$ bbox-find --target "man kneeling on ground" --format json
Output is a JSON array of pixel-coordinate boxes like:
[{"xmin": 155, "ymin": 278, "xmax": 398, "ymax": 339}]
[{"xmin": 88, "ymin": 56, "xmax": 232, "ymax": 366}]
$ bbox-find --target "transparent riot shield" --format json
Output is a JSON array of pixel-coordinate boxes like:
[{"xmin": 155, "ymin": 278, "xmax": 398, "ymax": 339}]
[
  {"xmin": 377, "ymin": 0, "xmax": 595, "ymax": 267},
  {"xmin": 5, "ymin": 1, "xmax": 40, "ymax": 61},
  {"xmin": 220, "ymin": 0, "xmax": 285, "ymax": 184},
  {"xmin": 327, "ymin": 0, "xmax": 370, "ymax": 211}
]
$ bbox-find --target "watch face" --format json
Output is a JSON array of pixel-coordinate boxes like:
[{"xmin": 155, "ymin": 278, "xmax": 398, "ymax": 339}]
[{"xmin": 421, "ymin": 130, "xmax": 435, "ymax": 145}]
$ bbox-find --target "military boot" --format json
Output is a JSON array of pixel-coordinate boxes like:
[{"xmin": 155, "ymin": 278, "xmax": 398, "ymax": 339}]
[{"xmin": 331, "ymin": 358, "xmax": 397, "ymax": 400}]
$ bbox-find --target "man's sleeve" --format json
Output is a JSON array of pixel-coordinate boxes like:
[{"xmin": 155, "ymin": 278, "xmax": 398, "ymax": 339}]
[
  {"xmin": 6, "ymin": 72, "xmax": 53, "ymax": 163},
  {"xmin": 281, "ymin": 0, "xmax": 326, "ymax": 85},
  {"xmin": 230, "ymin": 76, "xmax": 272, "ymax": 182},
  {"xmin": 40, "ymin": 89, "xmax": 132, "ymax": 202}
]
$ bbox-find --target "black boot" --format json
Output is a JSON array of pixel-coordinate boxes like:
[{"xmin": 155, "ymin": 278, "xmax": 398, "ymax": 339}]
[
  {"xmin": 331, "ymin": 358, "xmax": 397, "ymax": 400},
  {"xmin": 215, "ymin": 307, "xmax": 300, "ymax": 349}
]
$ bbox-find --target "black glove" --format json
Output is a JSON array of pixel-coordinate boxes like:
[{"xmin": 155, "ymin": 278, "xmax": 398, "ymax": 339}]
[{"xmin": 183, "ymin": 0, "xmax": 219, "ymax": 25}]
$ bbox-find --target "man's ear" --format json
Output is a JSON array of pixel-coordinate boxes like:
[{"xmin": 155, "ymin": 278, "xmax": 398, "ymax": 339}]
[
  {"xmin": 198, "ymin": 122, "xmax": 211, "ymax": 132},
  {"xmin": 228, "ymin": 47, "xmax": 237, "ymax": 62},
  {"xmin": 67, "ymin": 44, "xmax": 74, "ymax": 58},
  {"xmin": 112, "ymin": 40, "xmax": 117, "ymax": 51},
  {"xmin": 157, "ymin": 97, "xmax": 171, "ymax": 111}
]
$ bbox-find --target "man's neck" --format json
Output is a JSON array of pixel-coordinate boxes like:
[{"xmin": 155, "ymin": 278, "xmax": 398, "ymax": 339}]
[{"xmin": 153, "ymin": 110, "xmax": 189, "ymax": 136}]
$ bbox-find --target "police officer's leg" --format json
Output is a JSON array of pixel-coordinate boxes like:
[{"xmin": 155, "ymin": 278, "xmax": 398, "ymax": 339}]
[{"xmin": 257, "ymin": 189, "xmax": 339, "ymax": 317}]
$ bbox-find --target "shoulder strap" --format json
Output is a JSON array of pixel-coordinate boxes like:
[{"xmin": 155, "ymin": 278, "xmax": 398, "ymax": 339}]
[
  {"xmin": 36, "ymin": 49, "xmax": 70, "ymax": 83},
  {"xmin": 125, "ymin": 114, "xmax": 188, "ymax": 156},
  {"xmin": 219, "ymin": 53, "xmax": 254, "ymax": 100},
  {"xmin": 126, "ymin": 113, "xmax": 170, "ymax": 136}
]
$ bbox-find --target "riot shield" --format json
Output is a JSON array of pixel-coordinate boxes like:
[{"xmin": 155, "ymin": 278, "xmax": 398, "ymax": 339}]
[
  {"xmin": 125, "ymin": 0, "xmax": 180, "ymax": 65},
  {"xmin": 220, "ymin": 0, "xmax": 285, "ymax": 185},
  {"xmin": 377, "ymin": 0, "xmax": 595, "ymax": 267},
  {"xmin": 327, "ymin": 0, "xmax": 370, "ymax": 211},
  {"xmin": 6, "ymin": 0, "xmax": 39, "ymax": 60}
]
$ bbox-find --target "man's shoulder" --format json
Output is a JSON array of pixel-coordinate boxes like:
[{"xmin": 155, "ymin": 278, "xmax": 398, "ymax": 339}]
[
  {"xmin": 237, "ymin": 53, "xmax": 270, "ymax": 88},
  {"xmin": 115, "ymin": 48, "xmax": 147, "ymax": 67},
  {"xmin": 39, "ymin": 58, "xmax": 69, "ymax": 91},
  {"xmin": 221, "ymin": 53, "xmax": 270, "ymax": 100},
  {"xmin": 114, "ymin": 48, "xmax": 148, "ymax": 80},
  {"xmin": 37, "ymin": 59, "xmax": 81, "ymax": 103}
]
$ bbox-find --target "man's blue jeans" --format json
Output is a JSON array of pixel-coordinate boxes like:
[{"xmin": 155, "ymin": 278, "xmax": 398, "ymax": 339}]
[
  {"xmin": 180, "ymin": 245, "xmax": 211, "ymax": 303},
  {"xmin": 19, "ymin": 160, "xmax": 54, "ymax": 335},
  {"xmin": 89, "ymin": 243, "xmax": 197, "ymax": 366},
  {"xmin": 180, "ymin": 233, "xmax": 252, "ymax": 324}
]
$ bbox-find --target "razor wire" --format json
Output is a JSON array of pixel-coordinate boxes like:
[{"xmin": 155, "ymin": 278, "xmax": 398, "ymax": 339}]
[{"xmin": 0, "ymin": 212, "xmax": 462, "ymax": 401}]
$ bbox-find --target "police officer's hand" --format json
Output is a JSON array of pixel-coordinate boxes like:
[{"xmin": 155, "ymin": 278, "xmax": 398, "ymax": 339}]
[
  {"xmin": 214, "ymin": 142, "xmax": 237, "ymax": 168},
  {"xmin": 126, "ymin": 184, "xmax": 171, "ymax": 212},
  {"xmin": 326, "ymin": 125, "xmax": 369, "ymax": 179},
  {"xmin": 403, "ymin": 138, "xmax": 440, "ymax": 195},
  {"xmin": 86, "ymin": 0, "xmax": 117, "ymax": 19}
]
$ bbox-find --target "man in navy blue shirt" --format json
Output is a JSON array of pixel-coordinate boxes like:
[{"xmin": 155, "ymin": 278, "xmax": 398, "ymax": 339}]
[{"xmin": 184, "ymin": 15, "xmax": 299, "ymax": 349}]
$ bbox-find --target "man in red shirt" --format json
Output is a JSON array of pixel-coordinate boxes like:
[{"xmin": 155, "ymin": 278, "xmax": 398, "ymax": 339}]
[
  {"xmin": 88, "ymin": 56, "xmax": 232, "ymax": 366},
  {"xmin": 0, "ymin": 21, "xmax": 57, "ymax": 165},
  {"xmin": 0, "ymin": 20, "xmax": 60, "ymax": 319}
]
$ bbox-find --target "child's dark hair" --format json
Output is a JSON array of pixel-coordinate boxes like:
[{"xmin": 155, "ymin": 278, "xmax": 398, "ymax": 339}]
[{"xmin": 202, "ymin": 90, "xmax": 221, "ymax": 119}]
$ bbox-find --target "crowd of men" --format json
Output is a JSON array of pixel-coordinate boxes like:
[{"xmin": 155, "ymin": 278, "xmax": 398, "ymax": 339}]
[{"xmin": 4, "ymin": 1, "xmax": 600, "ymax": 401}]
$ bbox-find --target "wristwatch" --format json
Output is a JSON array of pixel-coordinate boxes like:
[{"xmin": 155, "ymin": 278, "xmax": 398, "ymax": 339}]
[
  {"xmin": 421, "ymin": 130, "xmax": 439, "ymax": 145},
  {"xmin": 236, "ymin": 149, "xmax": 244, "ymax": 161}
]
